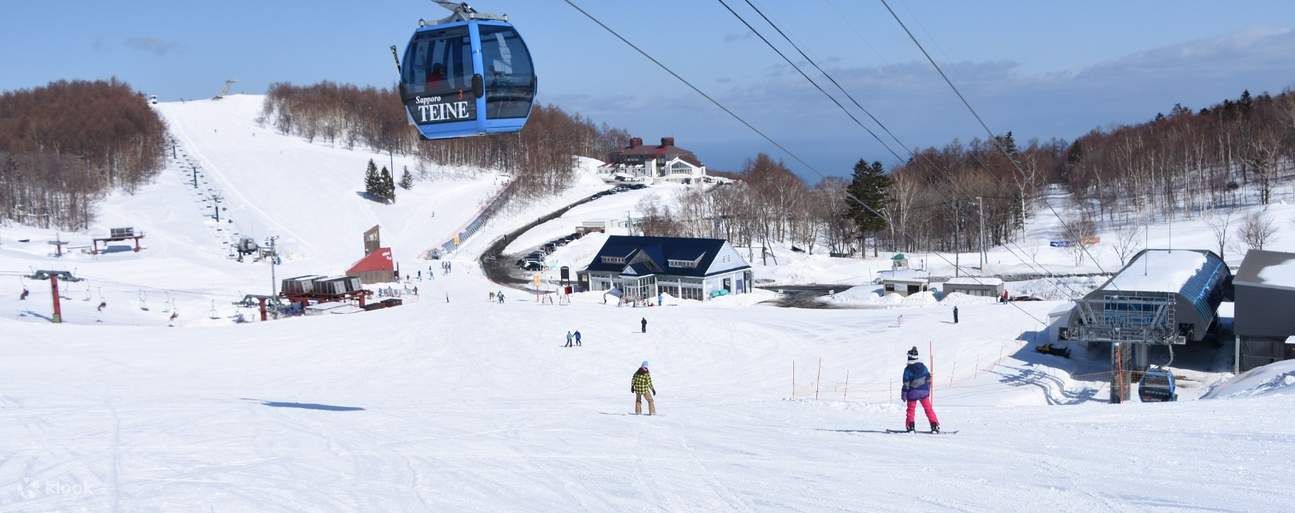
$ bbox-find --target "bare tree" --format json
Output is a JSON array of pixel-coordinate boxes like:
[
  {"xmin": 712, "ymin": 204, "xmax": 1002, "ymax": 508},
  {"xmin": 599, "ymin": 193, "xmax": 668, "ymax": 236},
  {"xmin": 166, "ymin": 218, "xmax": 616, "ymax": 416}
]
[
  {"xmin": 1111, "ymin": 221, "xmax": 1144, "ymax": 267},
  {"xmin": 1238, "ymin": 210, "xmax": 1278, "ymax": 252},
  {"xmin": 1205, "ymin": 210, "xmax": 1234, "ymax": 261}
]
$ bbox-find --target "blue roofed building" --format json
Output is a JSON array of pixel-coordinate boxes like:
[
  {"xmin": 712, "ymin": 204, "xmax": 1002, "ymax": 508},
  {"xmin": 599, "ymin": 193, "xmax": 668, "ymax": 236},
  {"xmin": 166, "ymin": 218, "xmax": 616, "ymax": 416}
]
[{"xmin": 580, "ymin": 236, "xmax": 752, "ymax": 302}]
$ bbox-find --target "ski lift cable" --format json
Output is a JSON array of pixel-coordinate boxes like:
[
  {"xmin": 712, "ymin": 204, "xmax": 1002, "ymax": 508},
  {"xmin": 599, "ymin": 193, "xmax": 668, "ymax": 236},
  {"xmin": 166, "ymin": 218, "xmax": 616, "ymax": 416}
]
[
  {"xmin": 712, "ymin": 0, "xmax": 904, "ymax": 163},
  {"xmin": 561, "ymin": 0, "xmax": 1047, "ymax": 326},
  {"xmin": 737, "ymin": 0, "xmax": 907, "ymax": 154},
  {"xmin": 875, "ymin": 0, "xmax": 1115, "ymax": 286},
  {"xmin": 738, "ymin": 0, "xmax": 1086, "ymax": 296}
]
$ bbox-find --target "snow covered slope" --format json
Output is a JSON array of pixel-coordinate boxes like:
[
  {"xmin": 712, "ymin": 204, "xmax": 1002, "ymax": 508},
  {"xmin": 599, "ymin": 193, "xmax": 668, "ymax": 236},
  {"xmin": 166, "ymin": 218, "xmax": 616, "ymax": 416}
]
[
  {"xmin": 1, "ymin": 98, "xmax": 1293, "ymax": 512},
  {"xmin": 159, "ymin": 95, "xmax": 502, "ymax": 271}
]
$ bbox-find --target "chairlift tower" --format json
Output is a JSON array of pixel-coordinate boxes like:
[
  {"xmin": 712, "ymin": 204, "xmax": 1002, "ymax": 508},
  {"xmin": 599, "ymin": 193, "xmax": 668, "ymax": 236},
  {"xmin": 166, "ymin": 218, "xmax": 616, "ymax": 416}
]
[{"xmin": 213, "ymin": 80, "xmax": 236, "ymax": 100}]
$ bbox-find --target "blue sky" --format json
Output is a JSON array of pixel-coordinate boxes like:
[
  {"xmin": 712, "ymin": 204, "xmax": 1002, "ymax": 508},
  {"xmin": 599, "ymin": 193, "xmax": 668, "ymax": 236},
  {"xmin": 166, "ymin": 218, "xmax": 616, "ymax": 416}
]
[{"xmin": 4, "ymin": 1, "xmax": 1295, "ymax": 178}]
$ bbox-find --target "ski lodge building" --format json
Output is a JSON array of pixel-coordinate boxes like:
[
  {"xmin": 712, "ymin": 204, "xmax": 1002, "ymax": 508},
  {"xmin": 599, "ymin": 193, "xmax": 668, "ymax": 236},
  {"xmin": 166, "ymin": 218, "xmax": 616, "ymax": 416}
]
[
  {"xmin": 598, "ymin": 137, "xmax": 708, "ymax": 184},
  {"xmin": 1232, "ymin": 249, "xmax": 1295, "ymax": 371},
  {"xmin": 579, "ymin": 236, "xmax": 751, "ymax": 301}
]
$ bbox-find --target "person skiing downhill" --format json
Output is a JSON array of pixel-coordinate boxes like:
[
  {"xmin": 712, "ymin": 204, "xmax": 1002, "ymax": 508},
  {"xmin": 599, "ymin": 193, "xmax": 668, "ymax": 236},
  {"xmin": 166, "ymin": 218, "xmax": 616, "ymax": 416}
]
[
  {"xmin": 631, "ymin": 361, "xmax": 656, "ymax": 415},
  {"xmin": 640, "ymin": 317, "xmax": 647, "ymax": 333},
  {"xmin": 565, "ymin": 330, "xmax": 574, "ymax": 348},
  {"xmin": 573, "ymin": 330, "xmax": 582, "ymax": 347},
  {"xmin": 901, "ymin": 346, "xmax": 940, "ymax": 433}
]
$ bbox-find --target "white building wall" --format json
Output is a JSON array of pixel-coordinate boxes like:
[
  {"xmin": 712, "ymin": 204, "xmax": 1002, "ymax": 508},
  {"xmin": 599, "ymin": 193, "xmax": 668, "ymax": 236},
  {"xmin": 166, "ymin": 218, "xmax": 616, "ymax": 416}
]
[{"xmin": 705, "ymin": 242, "xmax": 749, "ymax": 275}]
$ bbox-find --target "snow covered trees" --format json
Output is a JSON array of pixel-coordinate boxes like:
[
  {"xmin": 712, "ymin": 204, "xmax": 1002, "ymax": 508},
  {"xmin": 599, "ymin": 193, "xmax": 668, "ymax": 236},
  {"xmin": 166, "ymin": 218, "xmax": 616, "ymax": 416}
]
[
  {"xmin": 399, "ymin": 167, "xmax": 414, "ymax": 190},
  {"xmin": 362, "ymin": 159, "xmax": 396, "ymax": 203}
]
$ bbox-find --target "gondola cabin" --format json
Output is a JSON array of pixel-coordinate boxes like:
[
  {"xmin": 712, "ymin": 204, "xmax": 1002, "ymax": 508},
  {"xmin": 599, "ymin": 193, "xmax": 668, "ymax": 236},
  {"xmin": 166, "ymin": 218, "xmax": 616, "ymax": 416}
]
[{"xmin": 398, "ymin": 3, "xmax": 536, "ymax": 140}]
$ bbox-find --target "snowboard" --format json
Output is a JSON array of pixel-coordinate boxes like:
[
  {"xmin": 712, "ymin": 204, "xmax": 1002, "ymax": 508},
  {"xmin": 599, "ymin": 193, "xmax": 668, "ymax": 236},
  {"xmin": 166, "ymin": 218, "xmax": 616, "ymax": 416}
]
[{"xmin": 885, "ymin": 429, "xmax": 958, "ymax": 435}]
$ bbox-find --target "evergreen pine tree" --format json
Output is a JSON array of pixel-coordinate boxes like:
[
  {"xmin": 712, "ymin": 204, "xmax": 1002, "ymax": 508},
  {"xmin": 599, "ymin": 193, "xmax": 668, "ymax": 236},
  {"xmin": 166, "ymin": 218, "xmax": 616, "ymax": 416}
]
[
  {"xmin": 380, "ymin": 166, "xmax": 395, "ymax": 203},
  {"xmin": 399, "ymin": 166, "xmax": 414, "ymax": 190},
  {"xmin": 845, "ymin": 160, "xmax": 890, "ymax": 255},
  {"xmin": 364, "ymin": 159, "xmax": 379, "ymax": 197}
]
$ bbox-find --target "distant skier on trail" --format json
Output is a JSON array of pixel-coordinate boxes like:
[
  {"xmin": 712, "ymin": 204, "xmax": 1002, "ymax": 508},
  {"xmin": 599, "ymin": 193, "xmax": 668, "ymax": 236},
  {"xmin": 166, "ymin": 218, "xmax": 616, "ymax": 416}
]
[
  {"xmin": 641, "ymin": 317, "xmax": 647, "ymax": 333},
  {"xmin": 901, "ymin": 346, "xmax": 940, "ymax": 433},
  {"xmin": 953, "ymin": 306, "xmax": 959, "ymax": 324},
  {"xmin": 631, "ymin": 361, "xmax": 656, "ymax": 415},
  {"xmin": 565, "ymin": 330, "xmax": 574, "ymax": 348},
  {"xmin": 574, "ymin": 330, "xmax": 582, "ymax": 347}
]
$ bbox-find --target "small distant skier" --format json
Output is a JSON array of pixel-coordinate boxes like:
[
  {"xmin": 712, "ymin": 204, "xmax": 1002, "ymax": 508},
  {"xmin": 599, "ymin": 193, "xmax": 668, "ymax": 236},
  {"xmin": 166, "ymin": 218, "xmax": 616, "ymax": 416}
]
[
  {"xmin": 565, "ymin": 330, "xmax": 574, "ymax": 348},
  {"xmin": 631, "ymin": 361, "xmax": 656, "ymax": 415},
  {"xmin": 97, "ymin": 301, "xmax": 107, "ymax": 312},
  {"xmin": 489, "ymin": 291, "xmax": 495, "ymax": 303},
  {"xmin": 574, "ymin": 330, "xmax": 582, "ymax": 347},
  {"xmin": 901, "ymin": 346, "xmax": 940, "ymax": 433},
  {"xmin": 19, "ymin": 288, "xmax": 29, "ymax": 301},
  {"xmin": 641, "ymin": 317, "xmax": 647, "ymax": 333},
  {"xmin": 953, "ymin": 306, "xmax": 959, "ymax": 324}
]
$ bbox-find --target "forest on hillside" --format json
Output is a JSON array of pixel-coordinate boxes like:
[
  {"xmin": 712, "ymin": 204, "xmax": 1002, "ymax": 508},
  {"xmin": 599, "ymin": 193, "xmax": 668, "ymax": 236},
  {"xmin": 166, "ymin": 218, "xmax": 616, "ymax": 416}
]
[
  {"xmin": 642, "ymin": 88, "xmax": 1295, "ymax": 261},
  {"xmin": 0, "ymin": 79, "xmax": 167, "ymax": 229},
  {"xmin": 258, "ymin": 82, "xmax": 630, "ymax": 199}
]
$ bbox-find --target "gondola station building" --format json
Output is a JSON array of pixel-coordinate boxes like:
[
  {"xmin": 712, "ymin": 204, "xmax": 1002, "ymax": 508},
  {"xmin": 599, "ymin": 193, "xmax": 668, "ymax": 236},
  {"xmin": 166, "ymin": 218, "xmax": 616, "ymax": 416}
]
[{"xmin": 580, "ymin": 236, "xmax": 751, "ymax": 301}]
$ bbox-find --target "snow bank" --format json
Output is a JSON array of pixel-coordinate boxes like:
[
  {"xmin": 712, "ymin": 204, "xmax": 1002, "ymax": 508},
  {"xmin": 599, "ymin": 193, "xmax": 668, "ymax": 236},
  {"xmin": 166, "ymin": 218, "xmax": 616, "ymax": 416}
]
[{"xmin": 1202, "ymin": 360, "xmax": 1295, "ymax": 399}]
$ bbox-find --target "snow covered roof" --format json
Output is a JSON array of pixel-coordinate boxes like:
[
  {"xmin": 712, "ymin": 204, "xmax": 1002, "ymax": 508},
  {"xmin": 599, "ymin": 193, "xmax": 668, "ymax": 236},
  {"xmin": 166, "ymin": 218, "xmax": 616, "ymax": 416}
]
[
  {"xmin": 1234, "ymin": 250, "xmax": 1295, "ymax": 291},
  {"xmin": 1100, "ymin": 249, "xmax": 1213, "ymax": 293},
  {"xmin": 878, "ymin": 269, "xmax": 928, "ymax": 283},
  {"xmin": 944, "ymin": 277, "xmax": 1004, "ymax": 287}
]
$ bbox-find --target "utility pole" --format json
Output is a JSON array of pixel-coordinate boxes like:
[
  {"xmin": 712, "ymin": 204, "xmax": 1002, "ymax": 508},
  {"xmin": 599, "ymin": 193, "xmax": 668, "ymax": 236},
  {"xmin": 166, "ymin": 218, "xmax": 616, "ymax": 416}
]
[
  {"xmin": 267, "ymin": 236, "xmax": 280, "ymax": 296},
  {"xmin": 977, "ymin": 196, "xmax": 986, "ymax": 270},
  {"xmin": 28, "ymin": 270, "xmax": 82, "ymax": 323},
  {"xmin": 953, "ymin": 200, "xmax": 960, "ymax": 278}
]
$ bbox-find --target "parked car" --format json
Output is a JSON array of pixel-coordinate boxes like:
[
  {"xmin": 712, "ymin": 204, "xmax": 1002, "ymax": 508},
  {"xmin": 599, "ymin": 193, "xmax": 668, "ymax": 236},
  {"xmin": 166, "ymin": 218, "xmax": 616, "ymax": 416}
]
[{"xmin": 521, "ymin": 261, "xmax": 544, "ymax": 271}]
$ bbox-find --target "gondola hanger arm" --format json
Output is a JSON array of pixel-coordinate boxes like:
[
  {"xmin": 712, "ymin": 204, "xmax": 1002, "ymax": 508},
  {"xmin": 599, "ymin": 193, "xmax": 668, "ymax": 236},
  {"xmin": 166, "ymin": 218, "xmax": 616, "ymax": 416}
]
[{"xmin": 426, "ymin": 1, "xmax": 508, "ymax": 24}]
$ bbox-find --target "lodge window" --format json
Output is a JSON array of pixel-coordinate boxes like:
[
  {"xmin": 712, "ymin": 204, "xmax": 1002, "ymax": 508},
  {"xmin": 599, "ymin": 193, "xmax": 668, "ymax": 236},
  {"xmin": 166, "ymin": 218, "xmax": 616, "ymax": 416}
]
[{"xmin": 601, "ymin": 256, "xmax": 626, "ymax": 264}]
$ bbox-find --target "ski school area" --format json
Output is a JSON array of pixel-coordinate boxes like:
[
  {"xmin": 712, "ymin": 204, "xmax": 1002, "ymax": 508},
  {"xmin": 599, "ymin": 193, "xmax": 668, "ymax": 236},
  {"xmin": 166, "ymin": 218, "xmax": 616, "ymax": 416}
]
[{"xmin": 0, "ymin": 96, "xmax": 1292, "ymax": 512}]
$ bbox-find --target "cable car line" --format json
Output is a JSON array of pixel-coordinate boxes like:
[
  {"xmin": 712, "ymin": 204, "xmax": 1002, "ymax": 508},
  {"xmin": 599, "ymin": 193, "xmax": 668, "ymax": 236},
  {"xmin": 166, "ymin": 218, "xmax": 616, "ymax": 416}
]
[
  {"xmin": 723, "ymin": 1, "xmax": 1088, "ymax": 297},
  {"xmin": 561, "ymin": 0, "xmax": 1046, "ymax": 326},
  {"xmin": 713, "ymin": 0, "xmax": 905, "ymax": 163},
  {"xmin": 737, "ymin": 0, "xmax": 908, "ymax": 155},
  {"xmin": 876, "ymin": 0, "xmax": 1113, "ymax": 281}
]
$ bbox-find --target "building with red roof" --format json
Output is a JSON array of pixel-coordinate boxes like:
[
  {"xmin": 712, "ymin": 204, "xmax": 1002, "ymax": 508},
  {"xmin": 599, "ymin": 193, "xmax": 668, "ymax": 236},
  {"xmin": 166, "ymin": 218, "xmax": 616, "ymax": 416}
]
[
  {"xmin": 347, "ymin": 247, "xmax": 396, "ymax": 284},
  {"xmin": 599, "ymin": 136, "xmax": 709, "ymax": 184}
]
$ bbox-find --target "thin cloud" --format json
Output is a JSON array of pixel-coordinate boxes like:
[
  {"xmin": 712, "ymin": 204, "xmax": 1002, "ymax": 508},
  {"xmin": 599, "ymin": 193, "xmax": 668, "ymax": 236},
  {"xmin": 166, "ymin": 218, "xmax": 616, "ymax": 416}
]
[{"xmin": 124, "ymin": 36, "xmax": 180, "ymax": 56}]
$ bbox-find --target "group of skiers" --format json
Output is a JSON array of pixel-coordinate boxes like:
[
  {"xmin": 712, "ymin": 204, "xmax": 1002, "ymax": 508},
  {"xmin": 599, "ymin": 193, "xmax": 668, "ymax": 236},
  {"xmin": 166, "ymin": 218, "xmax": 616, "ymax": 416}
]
[
  {"xmin": 564, "ymin": 330, "xmax": 582, "ymax": 347},
  {"xmin": 489, "ymin": 290, "xmax": 506, "ymax": 303}
]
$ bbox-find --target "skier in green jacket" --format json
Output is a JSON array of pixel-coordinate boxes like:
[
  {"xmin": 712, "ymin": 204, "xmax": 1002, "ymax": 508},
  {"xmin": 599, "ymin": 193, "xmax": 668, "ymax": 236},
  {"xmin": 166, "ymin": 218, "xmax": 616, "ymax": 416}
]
[{"xmin": 631, "ymin": 361, "xmax": 657, "ymax": 415}]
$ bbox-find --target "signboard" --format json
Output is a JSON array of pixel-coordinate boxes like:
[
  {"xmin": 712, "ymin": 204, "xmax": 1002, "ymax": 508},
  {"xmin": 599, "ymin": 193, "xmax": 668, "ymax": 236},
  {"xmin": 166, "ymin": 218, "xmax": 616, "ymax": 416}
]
[
  {"xmin": 363, "ymin": 225, "xmax": 381, "ymax": 255},
  {"xmin": 407, "ymin": 93, "xmax": 475, "ymax": 126}
]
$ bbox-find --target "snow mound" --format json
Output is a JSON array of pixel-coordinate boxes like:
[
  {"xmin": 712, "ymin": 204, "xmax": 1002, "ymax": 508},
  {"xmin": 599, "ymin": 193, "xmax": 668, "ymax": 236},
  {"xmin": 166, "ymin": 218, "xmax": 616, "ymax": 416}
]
[{"xmin": 1202, "ymin": 360, "xmax": 1295, "ymax": 399}]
